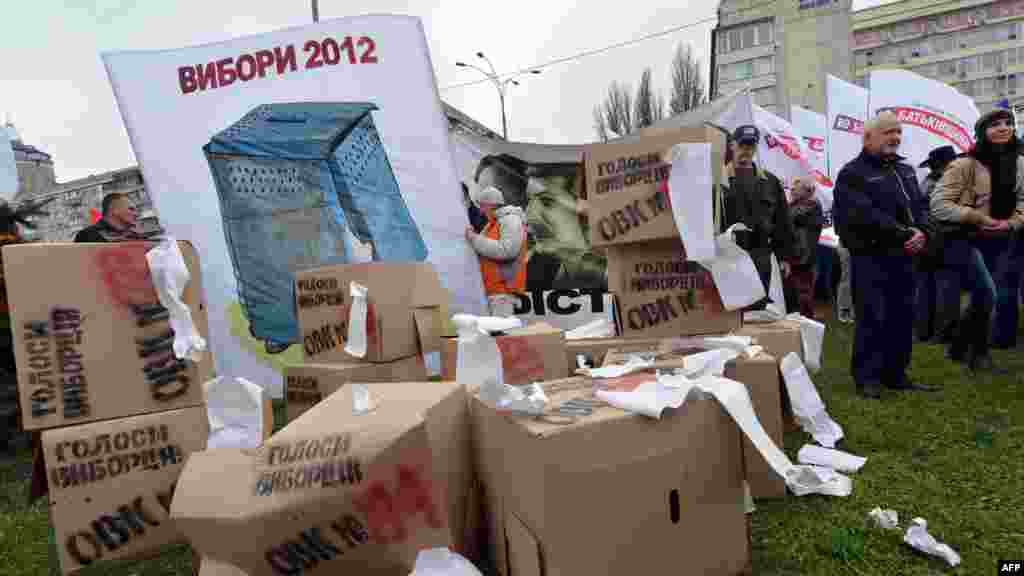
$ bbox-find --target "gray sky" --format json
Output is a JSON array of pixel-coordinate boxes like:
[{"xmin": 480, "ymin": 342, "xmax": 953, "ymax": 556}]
[{"xmin": 1, "ymin": 0, "xmax": 716, "ymax": 181}]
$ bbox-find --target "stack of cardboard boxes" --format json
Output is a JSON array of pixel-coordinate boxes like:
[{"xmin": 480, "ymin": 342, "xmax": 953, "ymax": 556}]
[
  {"xmin": 1, "ymin": 241, "xmax": 216, "ymax": 574},
  {"xmin": 561, "ymin": 124, "xmax": 800, "ymax": 506}
]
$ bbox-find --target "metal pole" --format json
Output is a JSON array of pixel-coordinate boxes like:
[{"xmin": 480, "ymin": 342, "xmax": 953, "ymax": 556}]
[
  {"xmin": 498, "ymin": 85, "xmax": 508, "ymax": 139},
  {"xmin": 312, "ymin": 0, "xmax": 319, "ymax": 22}
]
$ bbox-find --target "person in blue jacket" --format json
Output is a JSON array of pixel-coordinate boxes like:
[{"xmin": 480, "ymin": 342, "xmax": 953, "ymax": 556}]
[{"xmin": 833, "ymin": 111, "xmax": 940, "ymax": 399}]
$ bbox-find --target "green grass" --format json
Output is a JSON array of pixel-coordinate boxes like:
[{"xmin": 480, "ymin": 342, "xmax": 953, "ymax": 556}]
[
  {"xmin": 1, "ymin": 320, "xmax": 1021, "ymax": 575},
  {"xmin": 751, "ymin": 318, "xmax": 1024, "ymax": 575}
]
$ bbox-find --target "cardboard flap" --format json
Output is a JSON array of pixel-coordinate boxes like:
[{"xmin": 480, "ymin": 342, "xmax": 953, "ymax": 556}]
[
  {"xmin": 505, "ymin": 513, "xmax": 543, "ymax": 576},
  {"xmin": 413, "ymin": 307, "xmax": 442, "ymax": 354}
]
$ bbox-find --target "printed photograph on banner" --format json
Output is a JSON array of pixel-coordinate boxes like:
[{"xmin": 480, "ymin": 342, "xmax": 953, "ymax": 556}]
[
  {"xmin": 450, "ymin": 131, "xmax": 616, "ymax": 328},
  {"xmin": 103, "ymin": 16, "xmax": 487, "ymax": 397}
]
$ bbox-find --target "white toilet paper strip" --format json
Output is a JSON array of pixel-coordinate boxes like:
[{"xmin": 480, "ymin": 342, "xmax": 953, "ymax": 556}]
[
  {"xmin": 145, "ymin": 237, "xmax": 207, "ymax": 362},
  {"xmin": 344, "ymin": 282, "xmax": 369, "ymax": 358},
  {"xmin": 203, "ymin": 376, "xmax": 264, "ymax": 450},
  {"xmin": 453, "ymin": 314, "xmax": 546, "ymax": 415},
  {"xmin": 798, "ymin": 444, "xmax": 867, "ymax": 473},
  {"xmin": 352, "ymin": 383, "xmax": 376, "ymax": 415},
  {"xmin": 904, "ymin": 518, "xmax": 961, "ymax": 567},
  {"xmin": 780, "ymin": 352, "xmax": 844, "ymax": 448}
]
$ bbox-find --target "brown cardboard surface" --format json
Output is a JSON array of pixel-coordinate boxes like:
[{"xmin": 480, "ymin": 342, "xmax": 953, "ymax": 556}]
[
  {"xmin": 294, "ymin": 262, "xmax": 446, "ymax": 363},
  {"xmin": 584, "ymin": 125, "xmax": 726, "ymax": 248},
  {"xmin": 737, "ymin": 320, "xmax": 803, "ymax": 362},
  {"xmin": 283, "ymin": 356, "xmax": 428, "ymax": 422},
  {"xmin": 472, "ymin": 375, "xmax": 748, "ymax": 576},
  {"xmin": 171, "ymin": 381, "xmax": 474, "ymax": 575},
  {"xmin": 564, "ymin": 337, "xmax": 667, "ymax": 373},
  {"xmin": 607, "ymin": 239, "xmax": 740, "ymax": 338},
  {"xmin": 2, "ymin": 241, "xmax": 213, "ymax": 431},
  {"xmin": 42, "ymin": 406, "xmax": 209, "ymax": 574},
  {"xmin": 440, "ymin": 323, "xmax": 568, "ymax": 386},
  {"xmin": 736, "ymin": 320, "xmax": 802, "ymax": 432},
  {"xmin": 724, "ymin": 354, "xmax": 786, "ymax": 499}
]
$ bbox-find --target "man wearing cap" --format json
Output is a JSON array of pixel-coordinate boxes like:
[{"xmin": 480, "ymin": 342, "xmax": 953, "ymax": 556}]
[
  {"xmin": 833, "ymin": 111, "xmax": 938, "ymax": 399},
  {"xmin": 915, "ymin": 145, "xmax": 960, "ymax": 343},
  {"xmin": 719, "ymin": 125, "xmax": 796, "ymax": 309}
]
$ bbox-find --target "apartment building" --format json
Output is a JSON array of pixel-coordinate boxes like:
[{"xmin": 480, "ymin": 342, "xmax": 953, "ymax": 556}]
[
  {"xmin": 711, "ymin": 0, "xmax": 853, "ymax": 116},
  {"xmin": 852, "ymin": 0, "xmax": 1024, "ymax": 113}
]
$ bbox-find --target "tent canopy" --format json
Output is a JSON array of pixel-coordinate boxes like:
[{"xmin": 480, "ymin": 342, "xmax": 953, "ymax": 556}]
[{"xmin": 205, "ymin": 102, "xmax": 378, "ymax": 160}]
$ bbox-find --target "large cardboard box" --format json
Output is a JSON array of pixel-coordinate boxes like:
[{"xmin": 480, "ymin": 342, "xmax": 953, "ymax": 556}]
[
  {"xmin": 2, "ymin": 242, "xmax": 212, "ymax": 431},
  {"xmin": 283, "ymin": 355, "xmax": 428, "ymax": 422},
  {"xmin": 440, "ymin": 323, "xmax": 568, "ymax": 386},
  {"xmin": 601, "ymin": 347, "xmax": 786, "ymax": 499},
  {"xmin": 583, "ymin": 125, "xmax": 726, "ymax": 248},
  {"xmin": 42, "ymin": 406, "xmax": 209, "ymax": 574},
  {"xmin": 737, "ymin": 319, "xmax": 803, "ymax": 363},
  {"xmin": 606, "ymin": 239, "xmax": 740, "ymax": 338},
  {"xmin": 472, "ymin": 377, "xmax": 748, "ymax": 576},
  {"xmin": 724, "ymin": 354, "xmax": 786, "ymax": 499},
  {"xmin": 294, "ymin": 262, "xmax": 446, "ymax": 363},
  {"xmin": 171, "ymin": 381, "xmax": 474, "ymax": 575}
]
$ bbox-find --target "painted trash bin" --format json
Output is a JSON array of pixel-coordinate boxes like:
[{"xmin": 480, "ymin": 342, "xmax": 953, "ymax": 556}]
[{"xmin": 204, "ymin": 102, "xmax": 427, "ymax": 353}]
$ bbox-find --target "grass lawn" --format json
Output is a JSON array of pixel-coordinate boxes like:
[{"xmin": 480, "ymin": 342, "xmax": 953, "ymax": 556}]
[{"xmin": 1, "ymin": 320, "xmax": 1021, "ymax": 575}]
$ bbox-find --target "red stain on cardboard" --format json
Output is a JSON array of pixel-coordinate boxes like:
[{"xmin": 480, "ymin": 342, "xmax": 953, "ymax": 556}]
[
  {"xmin": 495, "ymin": 336, "xmax": 546, "ymax": 385},
  {"xmin": 352, "ymin": 460, "xmax": 442, "ymax": 545},
  {"xmin": 93, "ymin": 244, "xmax": 159, "ymax": 308}
]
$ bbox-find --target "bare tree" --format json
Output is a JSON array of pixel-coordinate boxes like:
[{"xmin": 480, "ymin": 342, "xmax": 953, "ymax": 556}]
[
  {"xmin": 669, "ymin": 43, "xmax": 705, "ymax": 115},
  {"xmin": 634, "ymin": 68, "xmax": 665, "ymax": 129},
  {"xmin": 593, "ymin": 81, "xmax": 634, "ymax": 142}
]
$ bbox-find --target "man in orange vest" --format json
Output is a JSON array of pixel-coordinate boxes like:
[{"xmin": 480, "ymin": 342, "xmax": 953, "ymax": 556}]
[{"xmin": 465, "ymin": 184, "xmax": 528, "ymax": 316}]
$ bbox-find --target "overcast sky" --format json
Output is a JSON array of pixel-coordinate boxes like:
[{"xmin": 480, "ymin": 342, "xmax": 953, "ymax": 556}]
[{"xmin": 0, "ymin": 0, "xmax": 716, "ymax": 181}]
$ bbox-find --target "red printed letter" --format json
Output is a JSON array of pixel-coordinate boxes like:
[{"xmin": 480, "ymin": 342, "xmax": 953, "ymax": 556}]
[
  {"xmin": 216, "ymin": 58, "xmax": 237, "ymax": 87},
  {"xmin": 178, "ymin": 67, "xmax": 196, "ymax": 94}
]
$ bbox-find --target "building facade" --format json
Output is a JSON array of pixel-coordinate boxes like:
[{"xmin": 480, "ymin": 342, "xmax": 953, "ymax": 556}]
[
  {"xmin": 711, "ymin": 0, "xmax": 854, "ymax": 116},
  {"xmin": 852, "ymin": 0, "xmax": 1024, "ymax": 114},
  {"xmin": 18, "ymin": 166, "xmax": 162, "ymax": 241},
  {"xmin": 10, "ymin": 138, "xmax": 56, "ymax": 200}
]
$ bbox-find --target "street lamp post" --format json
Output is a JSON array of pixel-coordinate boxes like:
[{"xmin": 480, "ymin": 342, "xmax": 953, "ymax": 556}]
[
  {"xmin": 456, "ymin": 52, "xmax": 540, "ymax": 139},
  {"xmin": 312, "ymin": 0, "xmax": 319, "ymax": 22}
]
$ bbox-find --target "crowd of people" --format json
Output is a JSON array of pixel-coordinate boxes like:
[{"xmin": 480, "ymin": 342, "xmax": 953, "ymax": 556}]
[{"xmin": 716, "ymin": 110, "xmax": 1023, "ymax": 400}]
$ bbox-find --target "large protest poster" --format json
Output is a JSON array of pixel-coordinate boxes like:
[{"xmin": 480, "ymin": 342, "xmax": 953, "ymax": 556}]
[
  {"xmin": 825, "ymin": 74, "xmax": 868, "ymax": 182},
  {"xmin": 868, "ymin": 69, "xmax": 980, "ymax": 178},
  {"xmin": 790, "ymin": 105, "xmax": 829, "ymax": 185},
  {"xmin": 104, "ymin": 16, "xmax": 487, "ymax": 397}
]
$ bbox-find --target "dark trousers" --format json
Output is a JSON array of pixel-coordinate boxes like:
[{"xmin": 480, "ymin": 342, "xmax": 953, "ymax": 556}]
[
  {"xmin": 785, "ymin": 265, "xmax": 817, "ymax": 319},
  {"xmin": 947, "ymin": 237, "xmax": 1007, "ymax": 360},
  {"xmin": 992, "ymin": 234, "xmax": 1022, "ymax": 348},
  {"xmin": 915, "ymin": 267, "xmax": 962, "ymax": 342},
  {"xmin": 851, "ymin": 254, "xmax": 916, "ymax": 389}
]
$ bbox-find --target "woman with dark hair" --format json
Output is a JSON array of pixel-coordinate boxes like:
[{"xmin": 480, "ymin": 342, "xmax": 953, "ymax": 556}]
[{"xmin": 932, "ymin": 109, "xmax": 1024, "ymax": 372}]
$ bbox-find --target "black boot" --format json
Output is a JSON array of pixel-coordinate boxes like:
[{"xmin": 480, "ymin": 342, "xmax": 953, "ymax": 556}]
[
  {"xmin": 968, "ymin": 308, "xmax": 1009, "ymax": 375},
  {"xmin": 946, "ymin": 308, "xmax": 972, "ymax": 363}
]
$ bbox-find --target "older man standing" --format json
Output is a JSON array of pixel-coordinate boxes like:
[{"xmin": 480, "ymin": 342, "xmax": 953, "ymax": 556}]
[{"xmin": 833, "ymin": 111, "xmax": 939, "ymax": 399}]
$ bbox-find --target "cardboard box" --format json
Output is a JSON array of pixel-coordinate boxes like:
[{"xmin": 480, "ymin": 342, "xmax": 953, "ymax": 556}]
[
  {"xmin": 2, "ymin": 241, "xmax": 213, "ymax": 431},
  {"xmin": 42, "ymin": 406, "xmax": 210, "ymax": 574},
  {"xmin": 606, "ymin": 238, "xmax": 739, "ymax": 338},
  {"xmin": 294, "ymin": 262, "xmax": 446, "ymax": 363},
  {"xmin": 171, "ymin": 381, "xmax": 475, "ymax": 575},
  {"xmin": 601, "ymin": 346, "xmax": 786, "ymax": 500},
  {"xmin": 584, "ymin": 125, "xmax": 726, "ymax": 248},
  {"xmin": 564, "ymin": 337, "xmax": 667, "ymax": 373},
  {"xmin": 472, "ymin": 377, "xmax": 748, "ymax": 576},
  {"xmin": 440, "ymin": 323, "xmax": 568, "ymax": 386},
  {"xmin": 737, "ymin": 319, "xmax": 803, "ymax": 363},
  {"xmin": 283, "ymin": 355, "xmax": 428, "ymax": 422},
  {"xmin": 724, "ymin": 354, "xmax": 786, "ymax": 499}
]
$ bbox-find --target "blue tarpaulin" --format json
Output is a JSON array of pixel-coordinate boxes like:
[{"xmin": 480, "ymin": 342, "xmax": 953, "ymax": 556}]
[{"xmin": 205, "ymin": 102, "xmax": 427, "ymax": 349}]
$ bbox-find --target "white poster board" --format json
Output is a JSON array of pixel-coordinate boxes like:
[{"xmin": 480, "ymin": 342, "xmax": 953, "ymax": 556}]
[{"xmin": 104, "ymin": 16, "xmax": 487, "ymax": 397}]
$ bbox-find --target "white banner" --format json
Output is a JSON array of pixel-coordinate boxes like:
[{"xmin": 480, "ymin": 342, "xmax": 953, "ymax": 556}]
[
  {"xmin": 104, "ymin": 16, "xmax": 487, "ymax": 397},
  {"xmin": 791, "ymin": 106, "xmax": 829, "ymax": 187},
  {"xmin": 826, "ymin": 74, "xmax": 869, "ymax": 182},
  {"xmin": 0, "ymin": 125, "xmax": 16, "ymax": 201},
  {"xmin": 868, "ymin": 69, "xmax": 979, "ymax": 178},
  {"xmin": 715, "ymin": 94, "xmax": 832, "ymax": 213}
]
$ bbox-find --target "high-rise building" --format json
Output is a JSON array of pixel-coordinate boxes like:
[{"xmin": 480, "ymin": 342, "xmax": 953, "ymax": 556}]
[
  {"xmin": 711, "ymin": 0, "xmax": 854, "ymax": 116},
  {"xmin": 851, "ymin": 0, "xmax": 1024, "ymax": 113},
  {"xmin": 8, "ymin": 123, "xmax": 56, "ymax": 200}
]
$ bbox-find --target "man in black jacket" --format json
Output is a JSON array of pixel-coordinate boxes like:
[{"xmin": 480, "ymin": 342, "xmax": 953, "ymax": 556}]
[
  {"xmin": 74, "ymin": 192, "xmax": 145, "ymax": 242},
  {"xmin": 833, "ymin": 111, "xmax": 938, "ymax": 398},
  {"xmin": 720, "ymin": 125, "xmax": 796, "ymax": 310}
]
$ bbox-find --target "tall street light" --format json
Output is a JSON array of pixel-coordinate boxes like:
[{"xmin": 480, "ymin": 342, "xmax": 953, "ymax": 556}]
[
  {"xmin": 456, "ymin": 52, "xmax": 541, "ymax": 139},
  {"xmin": 312, "ymin": 0, "xmax": 319, "ymax": 22}
]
